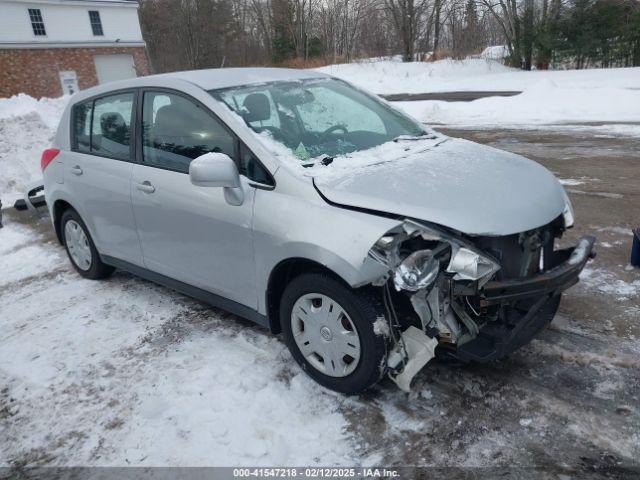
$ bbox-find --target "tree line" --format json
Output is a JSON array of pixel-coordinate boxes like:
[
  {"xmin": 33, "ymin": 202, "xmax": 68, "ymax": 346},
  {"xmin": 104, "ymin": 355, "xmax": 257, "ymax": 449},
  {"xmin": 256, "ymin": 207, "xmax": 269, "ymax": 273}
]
[{"xmin": 138, "ymin": 0, "xmax": 640, "ymax": 72}]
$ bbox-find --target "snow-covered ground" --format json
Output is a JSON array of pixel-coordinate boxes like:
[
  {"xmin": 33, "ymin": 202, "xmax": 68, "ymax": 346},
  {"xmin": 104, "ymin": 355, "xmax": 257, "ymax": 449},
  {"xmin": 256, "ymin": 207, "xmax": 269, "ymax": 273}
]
[
  {"xmin": 394, "ymin": 79, "xmax": 640, "ymax": 127},
  {"xmin": 2, "ymin": 202, "xmax": 638, "ymax": 467},
  {"xmin": 0, "ymin": 217, "xmax": 366, "ymax": 466}
]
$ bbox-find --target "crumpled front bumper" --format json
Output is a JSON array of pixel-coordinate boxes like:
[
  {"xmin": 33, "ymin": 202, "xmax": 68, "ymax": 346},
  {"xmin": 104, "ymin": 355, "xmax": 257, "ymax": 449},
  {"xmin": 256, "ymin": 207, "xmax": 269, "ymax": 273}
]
[
  {"xmin": 449, "ymin": 235, "xmax": 596, "ymax": 363},
  {"xmin": 478, "ymin": 235, "xmax": 596, "ymax": 305}
]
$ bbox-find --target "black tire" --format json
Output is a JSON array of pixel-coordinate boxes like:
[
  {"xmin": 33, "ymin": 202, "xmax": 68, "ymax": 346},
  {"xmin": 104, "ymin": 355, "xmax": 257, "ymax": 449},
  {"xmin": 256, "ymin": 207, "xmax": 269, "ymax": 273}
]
[
  {"xmin": 280, "ymin": 273, "xmax": 388, "ymax": 394},
  {"xmin": 60, "ymin": 208, "xmax": 115, "ymax": 280}
]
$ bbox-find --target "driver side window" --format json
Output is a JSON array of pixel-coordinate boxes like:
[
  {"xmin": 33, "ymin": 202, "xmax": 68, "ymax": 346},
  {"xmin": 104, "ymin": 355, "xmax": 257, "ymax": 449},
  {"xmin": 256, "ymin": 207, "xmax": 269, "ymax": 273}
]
[
  {"xmin": 297, "ymin": 85, "xmax": 386, "ymax": 135},
  {"xmin": 141, "ymin": 90, "xmax": 274, "ymax": 185},
  {"xmin": 141, "ymin": 91, "xmax": 235, "ymax": 174}
]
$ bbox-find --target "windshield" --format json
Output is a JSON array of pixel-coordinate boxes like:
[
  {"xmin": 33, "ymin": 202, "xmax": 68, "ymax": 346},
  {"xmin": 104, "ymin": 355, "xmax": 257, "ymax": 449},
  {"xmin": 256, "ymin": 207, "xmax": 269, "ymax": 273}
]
[{"xmin": 210, "ymin": 78, "xmax": 427, "ymax": 162}]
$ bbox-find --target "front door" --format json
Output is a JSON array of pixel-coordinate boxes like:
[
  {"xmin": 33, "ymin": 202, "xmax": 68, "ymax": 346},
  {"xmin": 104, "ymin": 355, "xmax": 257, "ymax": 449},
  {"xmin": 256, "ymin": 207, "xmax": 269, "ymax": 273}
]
[{"xmin": 130, "ymin": 90, "xmax": 257, "ymax": 308}]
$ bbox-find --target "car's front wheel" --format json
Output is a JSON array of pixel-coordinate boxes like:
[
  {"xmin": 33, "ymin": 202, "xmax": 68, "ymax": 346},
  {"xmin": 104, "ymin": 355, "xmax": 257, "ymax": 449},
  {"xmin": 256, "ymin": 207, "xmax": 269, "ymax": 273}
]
[
  {"xmin": 61, "ymin": 209, "xmax": 115, "ymax": 280},
  {"xmin": 280, "ymin": 273, "xmax": 388, "ymax": 394}
]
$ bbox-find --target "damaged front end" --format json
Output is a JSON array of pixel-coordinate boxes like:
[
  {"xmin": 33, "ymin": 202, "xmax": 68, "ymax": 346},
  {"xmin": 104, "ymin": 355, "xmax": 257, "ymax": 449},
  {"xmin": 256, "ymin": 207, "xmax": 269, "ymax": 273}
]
[{"xmin": 368, "ymin": 218, "xmax": 595, "ymax": 391}]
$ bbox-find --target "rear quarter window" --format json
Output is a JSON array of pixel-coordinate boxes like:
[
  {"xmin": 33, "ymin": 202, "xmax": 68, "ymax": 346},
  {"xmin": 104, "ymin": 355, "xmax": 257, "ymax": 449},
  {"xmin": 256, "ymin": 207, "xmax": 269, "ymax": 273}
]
[
  {"xmin": 91, "ymin": 93, "xmax": 134, "ymax": 161},
  {"xmin": 71, "ymin": 92, "xmax": 135, "ymax": 161},
  {"xmin": 73, "ymin": 101, "xmax": 92, "ymax": 153}
]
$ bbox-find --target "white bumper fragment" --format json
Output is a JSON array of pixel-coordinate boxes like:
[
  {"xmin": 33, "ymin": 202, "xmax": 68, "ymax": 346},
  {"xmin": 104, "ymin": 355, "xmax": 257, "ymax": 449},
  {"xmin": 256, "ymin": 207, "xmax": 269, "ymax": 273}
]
[{"xmin": 387, "ymin": 326, "xmax": 439, "ymax": 392}]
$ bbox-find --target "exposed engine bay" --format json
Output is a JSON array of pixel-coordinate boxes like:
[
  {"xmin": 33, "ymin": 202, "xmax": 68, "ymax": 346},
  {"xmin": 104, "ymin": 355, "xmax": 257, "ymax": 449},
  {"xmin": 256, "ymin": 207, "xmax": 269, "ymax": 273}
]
[{"xmin": 367, "ymin": 218, "xmax": 596, "ymax": 391}]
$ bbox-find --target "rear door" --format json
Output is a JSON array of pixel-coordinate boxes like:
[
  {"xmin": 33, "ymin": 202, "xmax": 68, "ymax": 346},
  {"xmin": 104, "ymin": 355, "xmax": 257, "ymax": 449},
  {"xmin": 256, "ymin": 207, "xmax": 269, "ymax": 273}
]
[
  {"xmin": 67, "ymin": 91, "xmax": 143, "ymax": 265},
  {"xmin": 130, "ymin": 89, "xmax": 257, "ymax": 307}
]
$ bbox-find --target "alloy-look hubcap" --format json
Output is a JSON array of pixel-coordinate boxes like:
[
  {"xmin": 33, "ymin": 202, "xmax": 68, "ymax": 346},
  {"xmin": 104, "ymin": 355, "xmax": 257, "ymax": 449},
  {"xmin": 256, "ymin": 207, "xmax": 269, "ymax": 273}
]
[
  {"xmin": 290, "ymin": 293, "xmax": 361, "ymax": 377},
  {"xmin": 64, "ymin": 220, "xmax": 92, "ymax": 271}
]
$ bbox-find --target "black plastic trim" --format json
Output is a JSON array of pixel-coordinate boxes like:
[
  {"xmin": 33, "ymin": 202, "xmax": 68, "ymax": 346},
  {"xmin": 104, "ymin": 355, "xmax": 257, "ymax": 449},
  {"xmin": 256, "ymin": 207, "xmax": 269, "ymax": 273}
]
[
  {"xmin": 249, "ymin": 181, "xmax": 276, "ymax": 191},
  {"xmin": 479, "ymin": 235, "xmax": 596, "ymax": 304},
  {"xmin": 101, "ymin": 255, "xmax": 270, "ymax": 330}
]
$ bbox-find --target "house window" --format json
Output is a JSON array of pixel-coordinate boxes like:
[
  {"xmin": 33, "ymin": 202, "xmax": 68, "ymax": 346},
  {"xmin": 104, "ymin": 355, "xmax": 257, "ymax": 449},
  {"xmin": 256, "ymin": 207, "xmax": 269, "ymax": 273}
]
[
  {"xmin": 28, "ymin": 8, "xmax": 46, "ymax": 36},
  {"xmin": 88, "ymin": 11, "xmax": 103, "ymax": 36}
]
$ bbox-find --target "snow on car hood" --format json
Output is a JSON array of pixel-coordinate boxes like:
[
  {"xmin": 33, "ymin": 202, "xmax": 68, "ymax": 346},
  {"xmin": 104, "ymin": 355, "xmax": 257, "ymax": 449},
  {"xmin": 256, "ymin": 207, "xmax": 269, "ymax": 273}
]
[{"xmin": 312, "ymin": 136, "xmax": 566, "ymax": 236}]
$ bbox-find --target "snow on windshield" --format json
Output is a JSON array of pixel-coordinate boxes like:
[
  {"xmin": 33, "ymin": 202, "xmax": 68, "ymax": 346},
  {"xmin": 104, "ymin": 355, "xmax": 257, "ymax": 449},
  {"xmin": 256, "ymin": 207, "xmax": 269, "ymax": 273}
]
[
  {"xmin": 256, "ymin": 129, "xmax": 449, "ymax": 182},
  {"xmin": 214, "ymin": 80, "xmax": 425, "ymax": 144},
  {"xmin": 212, "ymin": 78, "xmax": 442, "ymax": 181}
]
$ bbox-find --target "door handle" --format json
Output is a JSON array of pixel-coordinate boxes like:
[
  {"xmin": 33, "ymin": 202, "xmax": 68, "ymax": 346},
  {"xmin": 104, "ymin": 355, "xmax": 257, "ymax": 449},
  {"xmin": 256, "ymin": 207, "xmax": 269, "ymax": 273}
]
[
  {"xmin": 71, "ymin": 165, "xmax": 83, "ymax": 176},
  {"xmin": 136, "ymin": 181, "xmax": 155, "ymax": 194}
]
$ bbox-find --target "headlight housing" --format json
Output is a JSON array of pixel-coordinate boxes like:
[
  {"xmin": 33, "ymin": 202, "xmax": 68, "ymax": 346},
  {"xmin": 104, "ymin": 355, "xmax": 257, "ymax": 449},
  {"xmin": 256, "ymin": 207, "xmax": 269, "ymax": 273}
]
[
  {"xmin": 446, "ymin": 246, "xmax": 501, "ymax": 283},
  {"xmin": 393, "ymin": 249, "xmax": 440, "ymax": 291},
  {"xmin": 370, "ymin": 220, "xmax": 501, "ymax": 290}
]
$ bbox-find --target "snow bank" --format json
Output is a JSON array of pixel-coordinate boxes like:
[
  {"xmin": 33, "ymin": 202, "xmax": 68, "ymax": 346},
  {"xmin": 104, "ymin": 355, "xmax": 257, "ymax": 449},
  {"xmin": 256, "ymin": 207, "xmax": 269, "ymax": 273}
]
[
  {"xmin": 394, "ymin": 78, "xmax": 640, "ymax": 126},
  {"xmin": 0, "ymin": 94, "xmax": 68, "ymax": 202},
  {"xmin": 316, "ymin": 58, "xmax": 640, "ymax": 94},
  {"xmin": 480, "ymin": 46, "xmax": 509, "ymax": 60},
  {"xmin": 0, "ymin": 93, "xmax": 68, "ymax": 129},
  {"xmin": 316, "ymin": 58, "xmax": 513, "ymax": 94}
]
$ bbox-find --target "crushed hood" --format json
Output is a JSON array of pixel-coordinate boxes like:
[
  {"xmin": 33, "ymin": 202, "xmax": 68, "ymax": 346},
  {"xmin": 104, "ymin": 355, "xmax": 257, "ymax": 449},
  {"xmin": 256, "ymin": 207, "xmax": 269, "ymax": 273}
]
[{"xmin": 312, "ymin": 137, "xmax": 566, "ymax": 236}]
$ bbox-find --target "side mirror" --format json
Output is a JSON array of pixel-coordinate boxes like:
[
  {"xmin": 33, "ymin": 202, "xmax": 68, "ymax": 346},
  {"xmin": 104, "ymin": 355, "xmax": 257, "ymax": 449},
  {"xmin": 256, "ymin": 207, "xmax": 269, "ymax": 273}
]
[
  {"xmin": 189, "ymin": 152, "xmax": 240, "ymax": 188},
  {"xmin": 189, "ymin": 152, "xmax": 244, "ymax": 206}
]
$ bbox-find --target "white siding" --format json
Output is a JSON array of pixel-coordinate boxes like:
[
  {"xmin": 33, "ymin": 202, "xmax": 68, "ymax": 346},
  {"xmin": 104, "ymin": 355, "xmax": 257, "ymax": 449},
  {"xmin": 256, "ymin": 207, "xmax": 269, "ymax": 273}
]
[{"xmin": 0, "ymin": 0, "xmax": 144, "ymax": 46}]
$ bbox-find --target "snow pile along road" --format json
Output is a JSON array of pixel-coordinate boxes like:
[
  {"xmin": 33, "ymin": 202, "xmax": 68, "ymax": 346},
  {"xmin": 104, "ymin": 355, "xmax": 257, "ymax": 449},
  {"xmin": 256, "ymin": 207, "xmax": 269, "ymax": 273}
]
[
  {"xmin": 316, "ymin": 58, "xmax": 640, "ymax": 95},
  {"xmin": 316, "ymin": 58, "xmax": 513, "ymax": 95},
  {"xmin": 0, "ymin": 94, "xmax": 68, "ymax": 202},
  {"xmin": 396, "ymin": 77, "xmax": 640, "ymax": 126}
]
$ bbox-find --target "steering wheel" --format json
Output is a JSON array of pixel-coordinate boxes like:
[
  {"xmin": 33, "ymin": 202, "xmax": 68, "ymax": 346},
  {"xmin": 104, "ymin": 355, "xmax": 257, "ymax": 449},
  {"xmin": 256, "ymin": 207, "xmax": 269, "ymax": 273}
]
[{"xmin": 322, "ymin": 124, "xmax": 348, "ymax": 138}]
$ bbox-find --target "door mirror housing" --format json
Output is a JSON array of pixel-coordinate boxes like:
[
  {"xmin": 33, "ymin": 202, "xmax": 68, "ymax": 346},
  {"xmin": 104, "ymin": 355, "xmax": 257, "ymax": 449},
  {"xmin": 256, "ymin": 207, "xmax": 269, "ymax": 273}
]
[
  {"xmin": 189, "ymin": 152, "xmax": 240, "ymax": 188},
  {"xmin": 189, "ymin": 152, "xmax": 244, "ymax": 206}
]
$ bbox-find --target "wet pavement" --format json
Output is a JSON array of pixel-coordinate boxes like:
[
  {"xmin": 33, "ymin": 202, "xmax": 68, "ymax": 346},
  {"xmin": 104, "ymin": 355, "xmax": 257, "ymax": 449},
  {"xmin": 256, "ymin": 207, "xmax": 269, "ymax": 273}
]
[{"xmin": 382, "ymin": 91, "xmax": 521, "ymax": 102}]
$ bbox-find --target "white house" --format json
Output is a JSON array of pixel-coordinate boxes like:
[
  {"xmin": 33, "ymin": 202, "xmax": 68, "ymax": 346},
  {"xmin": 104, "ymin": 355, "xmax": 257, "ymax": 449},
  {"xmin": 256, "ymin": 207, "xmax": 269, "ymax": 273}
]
[{"xmin": 0, "ymin": 0, "xmax": 149, "ymax": 98}]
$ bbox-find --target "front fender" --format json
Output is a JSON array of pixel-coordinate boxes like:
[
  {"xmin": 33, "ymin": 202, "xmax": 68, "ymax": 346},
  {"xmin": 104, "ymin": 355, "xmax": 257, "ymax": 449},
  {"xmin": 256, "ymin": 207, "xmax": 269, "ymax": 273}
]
[{"xmin": 253, "ymin": 188, "xmax": 401, "ymax": 314}]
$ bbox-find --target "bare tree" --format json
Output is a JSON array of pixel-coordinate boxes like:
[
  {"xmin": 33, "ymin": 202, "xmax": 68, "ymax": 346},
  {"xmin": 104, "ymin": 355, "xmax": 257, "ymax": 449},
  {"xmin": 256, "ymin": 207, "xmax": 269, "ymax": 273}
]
[{"xmin": 384, "ymin": 0, "xmax": 431, "ymax": 61}]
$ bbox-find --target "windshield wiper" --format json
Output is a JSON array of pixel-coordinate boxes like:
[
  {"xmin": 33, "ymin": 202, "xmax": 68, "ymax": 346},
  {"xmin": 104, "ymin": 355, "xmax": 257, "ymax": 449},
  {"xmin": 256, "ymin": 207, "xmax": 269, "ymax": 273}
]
[
  {"xmin": 393, "ymin": 133, "xmax": 437, "ymax": 142},
  {"xmin": 302, "ymin": 156, "xmax": 334, "ymax": 168}
]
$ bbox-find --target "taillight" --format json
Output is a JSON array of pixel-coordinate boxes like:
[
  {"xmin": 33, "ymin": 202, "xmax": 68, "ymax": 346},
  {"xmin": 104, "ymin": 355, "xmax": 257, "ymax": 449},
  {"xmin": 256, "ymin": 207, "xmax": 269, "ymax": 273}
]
[{"xmin": 41, "ymin": 148, "xmax": 60, "ymax": 171}]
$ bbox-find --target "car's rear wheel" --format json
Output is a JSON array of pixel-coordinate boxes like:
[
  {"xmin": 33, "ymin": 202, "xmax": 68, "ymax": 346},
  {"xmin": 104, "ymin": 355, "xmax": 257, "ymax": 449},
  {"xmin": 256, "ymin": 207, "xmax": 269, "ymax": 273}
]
[
  {"xmin": 61, "ymin": 209, "xmax": 115, "ymax": 280},
  {"xmin": 280, "ymin": 273, "xmax": 387, "ymax": 394}
]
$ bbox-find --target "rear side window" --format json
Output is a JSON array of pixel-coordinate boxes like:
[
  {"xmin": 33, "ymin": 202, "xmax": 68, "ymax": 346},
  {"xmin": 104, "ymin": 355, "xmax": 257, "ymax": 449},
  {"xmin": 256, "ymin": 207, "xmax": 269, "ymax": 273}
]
[
  {"xmin": 73, "ymin": 92, "xmax": 134, "ymax": 161},
  {"xmin": 91, "ymin": 93, "xmax": 134, "ymax": 161},
  {"xmin": 73, "ymin": 101, "xmax": 92, "ymax": 153},
  {"xmin": 141, "ymin": 91, "xmax": 236, "ymax": 173}
]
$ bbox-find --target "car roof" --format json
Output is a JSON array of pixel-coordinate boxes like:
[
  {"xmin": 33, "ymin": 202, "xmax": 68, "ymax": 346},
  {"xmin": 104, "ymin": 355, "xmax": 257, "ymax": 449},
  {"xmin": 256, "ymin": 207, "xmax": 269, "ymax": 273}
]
[
  {"xmin": 157, "ymin": 67, "xmax": 330, "ymax": 90},
  {"xmin": 70, "ymin": 67, "xmax": 333, "ymax": 103}
]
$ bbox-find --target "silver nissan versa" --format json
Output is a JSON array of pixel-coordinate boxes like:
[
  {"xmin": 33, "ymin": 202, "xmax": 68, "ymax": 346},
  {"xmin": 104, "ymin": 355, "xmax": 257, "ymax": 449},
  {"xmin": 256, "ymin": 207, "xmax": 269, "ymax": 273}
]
[{"xmin": 43, "ymin": 68, "xmax": 595, "ymax": 393}]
